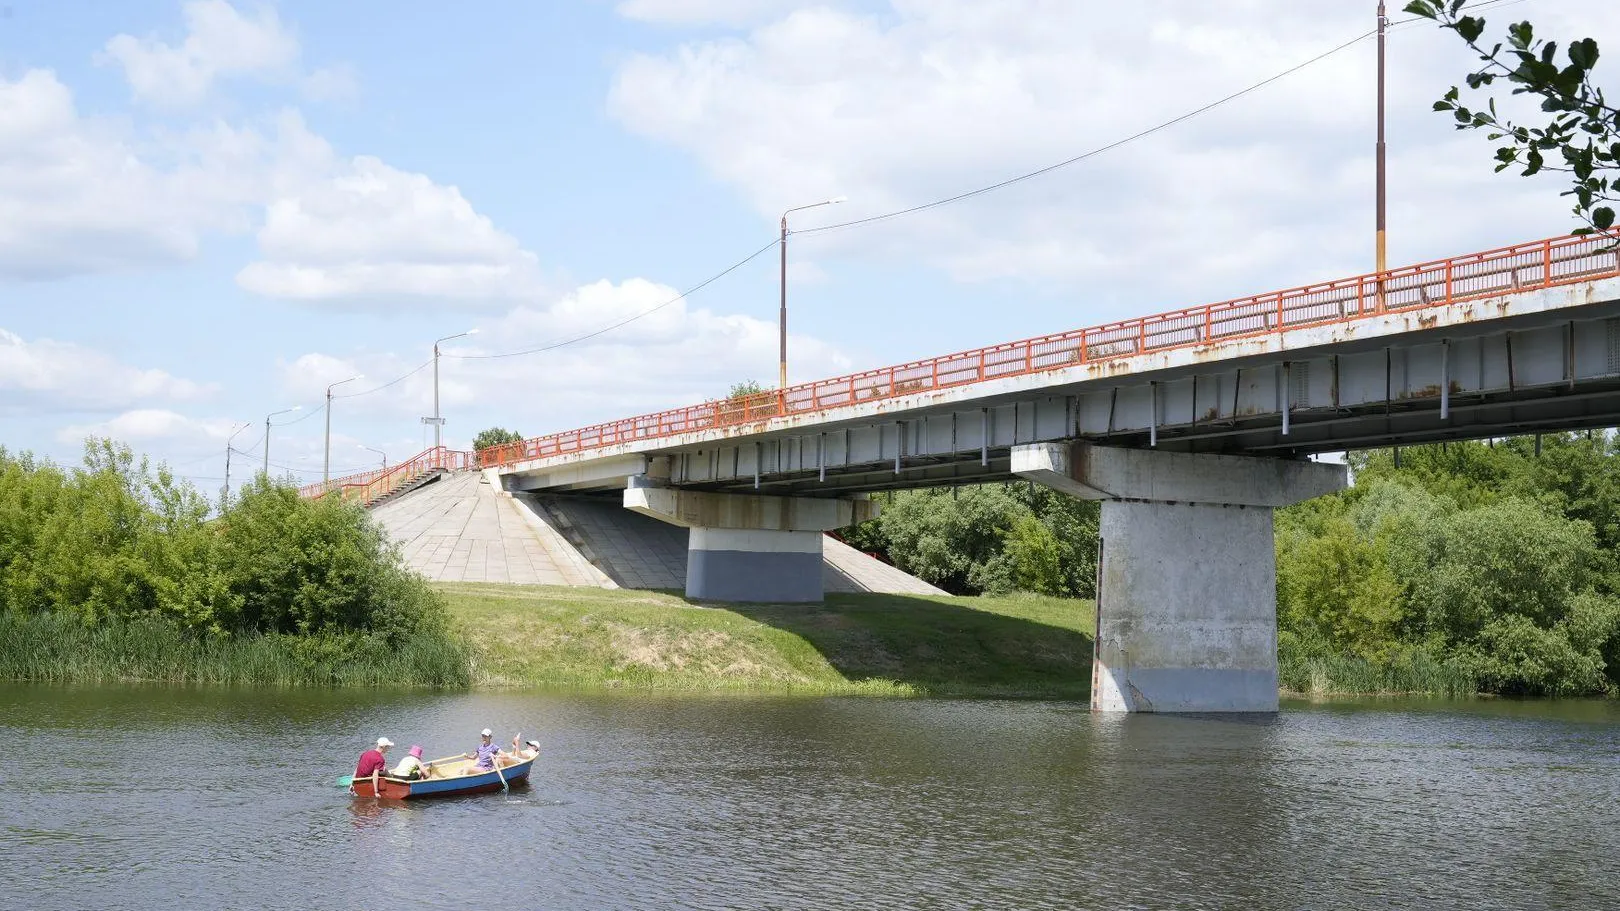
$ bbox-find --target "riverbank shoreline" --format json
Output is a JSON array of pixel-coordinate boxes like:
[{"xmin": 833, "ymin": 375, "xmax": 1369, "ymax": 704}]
[
  {"xmin": 440, "ymin": 582, "xmax": 1096, "ymax": 699},
  {"xmin": 6, "ymin": 582, "xmax": 1539, "ymax": 701}
]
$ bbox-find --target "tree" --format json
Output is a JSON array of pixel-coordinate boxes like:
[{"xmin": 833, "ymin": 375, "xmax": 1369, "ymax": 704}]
[
  {"xmin": 728, "ymin": 380, "xmax": 769, "ymax": 398},
  {"xmin": 473, "ymin": 427, "xmax": 523, "ymax": 453},
  {"xmin": 0, "ymin": 440, "xmax": 447, "ymax": 641},
  {"xmin": 1406, "ymin": 2, "xmax": 1618, "ymax": 233},
  {"xmin": 843, "ymin": 483, "xmax": 1099, "ymax": 597}
]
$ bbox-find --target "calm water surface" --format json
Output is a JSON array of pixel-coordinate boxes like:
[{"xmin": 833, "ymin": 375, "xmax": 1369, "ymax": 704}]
[{"xmin": 1, "ymin": 684, "xmax": 1617, "ymax": 910}]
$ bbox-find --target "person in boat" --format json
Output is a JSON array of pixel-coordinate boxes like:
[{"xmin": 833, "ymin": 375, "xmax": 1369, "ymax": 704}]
[
  {"xmin": 390, "ymin": 745, "xmax": 433, "ymax": 780},
  {"xmin": 498, "ymin": 734, "xmax": 540, "ymax": 766},
  {"xmin": 353, "ymin": 736, "xmax": 393, "ymax": 793},
  {"xmin": 466, "ymin": 728, "xmax": 501, "ymax": 771}
]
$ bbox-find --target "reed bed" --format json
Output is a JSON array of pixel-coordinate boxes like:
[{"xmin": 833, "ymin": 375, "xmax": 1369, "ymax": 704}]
[
  {"xmin": 1279, "ymin": 647, "xmax": 1477, "ymax": 698},
  {"xmin": 0, "ymin": 611, "xmax": 471, "ymax": 688}
]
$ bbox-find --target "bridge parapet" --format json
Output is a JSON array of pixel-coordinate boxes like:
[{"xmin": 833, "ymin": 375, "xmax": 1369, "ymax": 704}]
[
  {"xmin": 481, "ymin": 230, "xmax": 1620, "ymax": 470},
  {"xmin": 297, "ymin": 446, "xmax": 475, "ymax": 505}
]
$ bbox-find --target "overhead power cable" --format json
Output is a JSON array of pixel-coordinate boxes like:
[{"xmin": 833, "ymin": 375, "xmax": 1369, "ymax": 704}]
[
  {"xmin": 794, "ymin": 0, "xmax": 1542, "ymax": 238},
  {"xmin": 334, "ymin": 359, "xmax": 433, "ymax": 399},
  {"xmin": 220, "ymin": 1, "xmax": 1538, "ymax": 388},
  {"xmin": 794, "ymin": 30, "xmax": 1380, "ymax": 237},
  {"xmin": 268, "ymin": 401, "xmax": 326, "ymax": 427},
  {"xmin": 448, "ymin": 237, "xmax": 780, "ymax": 361}
]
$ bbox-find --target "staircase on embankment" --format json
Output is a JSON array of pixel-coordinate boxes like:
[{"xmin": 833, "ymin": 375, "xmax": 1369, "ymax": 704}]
[{"xmin": 367, "ymin": 470, "xmax": 946, "ymax": 595}]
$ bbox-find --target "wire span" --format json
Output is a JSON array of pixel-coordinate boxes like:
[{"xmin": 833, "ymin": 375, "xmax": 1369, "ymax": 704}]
[{"xmin": 448, "ymin": 237, "xmax": 779, "ymax": 361}]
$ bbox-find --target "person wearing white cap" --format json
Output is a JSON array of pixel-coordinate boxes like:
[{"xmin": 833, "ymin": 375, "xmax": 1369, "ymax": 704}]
[
  {"xmin": 352, "ymin": 737, "xmax": 394, "ymax": 795},
  {"xmin": 503, "ymin": 733, "xmax": 541, "ymax": 765},
  {"xmin": 465, "ymin": 728, "xmax": 501, "ymax": 771}
]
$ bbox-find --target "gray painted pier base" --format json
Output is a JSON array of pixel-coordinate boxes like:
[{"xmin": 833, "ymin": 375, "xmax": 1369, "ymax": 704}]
[
  {"xmin": 1015, "ymin": 443, "xmax": 1347, "ymax": 713},
  {"xmin": 626, "ymin": 486, "xmax": 877, "ymax": 603}
]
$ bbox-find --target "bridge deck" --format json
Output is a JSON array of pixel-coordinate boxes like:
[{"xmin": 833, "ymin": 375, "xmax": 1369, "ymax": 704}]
[{"xmin": 481, "ymin": 230, "xmax": 1620, "ymax": 474}]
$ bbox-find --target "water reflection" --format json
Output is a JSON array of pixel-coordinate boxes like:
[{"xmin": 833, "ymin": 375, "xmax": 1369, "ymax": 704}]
[{"xmin": 1, "ymin": 685, "xmax": 1617, "ymax": 910}]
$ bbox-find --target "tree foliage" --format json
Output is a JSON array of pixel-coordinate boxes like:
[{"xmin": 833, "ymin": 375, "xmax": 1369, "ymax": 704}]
[
  {"xmin": 0, "ymin": 441, "xmax": 447, "ymax": 643},
  {"xmin": 1406, "ymin": 1, "xmax": 1618, "ymax": 232},
  {"xmin": 843, "ymin": 483, "xmax": 1098, "ymax": 598},
  {"xmin": 1280, "ymin": 435, "xmax": 1620, "ymax": 697},
  {"xmin": 472, "ymin": 427, "xmax": 523, "ymax": 452},
  {"xmin": 850, "ymin": 433, "xmax": 1620, "ymax": 697}
]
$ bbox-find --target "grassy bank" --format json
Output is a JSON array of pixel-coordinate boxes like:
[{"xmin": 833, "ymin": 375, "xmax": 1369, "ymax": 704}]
[
  {"xmin": 0, "ymin": 611, "xmax": 471, "ymax": 687},
  {"xmin": 4, "ymin": 583, "xmax": 1497, "ymax": 700},
  {"xmin": 439, "ymin": 583, "xmax": 1096, "ymax": 699}
]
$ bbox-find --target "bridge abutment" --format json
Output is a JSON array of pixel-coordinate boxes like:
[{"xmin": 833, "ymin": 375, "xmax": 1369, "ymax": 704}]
[
  {"xmin": 1014, "ymin": 443, "xmax": 1346, "ymax": 713},
  {"xmin": 624, "ymin": 486, "xmax": 877, "ymax": 603}
]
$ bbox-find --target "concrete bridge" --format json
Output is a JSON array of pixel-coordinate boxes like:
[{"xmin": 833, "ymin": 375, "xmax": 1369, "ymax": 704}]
[{"xmin": 312, "ymin": 231, "xmax": 1620, "ymax": 712}]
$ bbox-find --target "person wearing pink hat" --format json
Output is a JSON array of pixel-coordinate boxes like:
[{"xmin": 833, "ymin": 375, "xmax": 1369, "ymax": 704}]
[{"xmin": 389, "ymin": 744, "xmax": 433, "ymax": 780}]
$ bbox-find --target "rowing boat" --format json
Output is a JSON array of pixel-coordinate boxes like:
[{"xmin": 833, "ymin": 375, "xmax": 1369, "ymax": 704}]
[{"xmin": 349, "ymin": 755, "xmax": 535, "ymax": 800}]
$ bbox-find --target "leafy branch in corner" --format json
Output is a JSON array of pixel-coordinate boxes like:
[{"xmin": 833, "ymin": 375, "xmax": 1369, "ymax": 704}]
[{"xmin": 1405, "ymin": 0, "xmax": 1619, "ymax": 234}]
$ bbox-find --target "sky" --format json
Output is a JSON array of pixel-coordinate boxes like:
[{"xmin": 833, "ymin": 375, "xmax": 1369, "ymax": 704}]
[{"xmin": 2, "ymin": 0, "xmax": 1617, "ymax": 492}]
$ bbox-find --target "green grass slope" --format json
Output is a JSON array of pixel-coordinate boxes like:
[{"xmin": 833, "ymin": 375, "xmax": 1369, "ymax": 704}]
[{"xmin": 439, "ymin": 583, "xmax": 1095, "ymax": 699}]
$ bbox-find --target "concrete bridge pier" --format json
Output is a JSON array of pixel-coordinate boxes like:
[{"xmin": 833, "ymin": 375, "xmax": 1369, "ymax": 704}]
[
  {"xmin": 625, "ymin": 484, "xmax": 877, "ymax": 603},
  {"xmin": 1014, "ymin": 443, "xmax": 1346, "ymax": 713}
]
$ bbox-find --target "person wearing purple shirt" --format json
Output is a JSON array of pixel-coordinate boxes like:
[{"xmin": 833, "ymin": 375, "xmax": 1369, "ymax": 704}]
[{"xmin": 466, "ymin": 728, "xmax": 501, "ymax": 770}]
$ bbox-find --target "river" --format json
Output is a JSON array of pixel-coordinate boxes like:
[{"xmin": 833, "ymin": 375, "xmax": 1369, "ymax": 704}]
[{"xmin": 1, "ymin": 684, "xmax": 1617, "ymax": 910}]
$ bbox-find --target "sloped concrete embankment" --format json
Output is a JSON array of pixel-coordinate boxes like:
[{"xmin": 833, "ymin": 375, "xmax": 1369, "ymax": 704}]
[
  {"xmin": 370, "ymin": 471, "xmax": 944, "ymax": 595},
  {"xmin": 515, "ymin": 494, "xmax": 946, "ymax": 596},
  {"xmin": 369, "ymin": 472, "xmax": 610, "ymax": 585}
]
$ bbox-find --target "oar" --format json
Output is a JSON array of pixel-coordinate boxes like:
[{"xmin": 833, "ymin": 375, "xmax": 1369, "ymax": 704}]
[
  {"xmin": 491, "ymin": 754, "xmax": 509, "ymax": 793},
  {"xmin": 336, "ymin": 774, "xmax": 354, "ymax": 788}
]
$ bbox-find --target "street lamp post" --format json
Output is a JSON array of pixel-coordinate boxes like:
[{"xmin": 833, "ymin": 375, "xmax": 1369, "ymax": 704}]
[
  {"xmin": 359, "ymin": 444, "xmax": 388, "ymax": 471},
  {"xmin": 1375, "ymin": 0, "xmax": 1388, "ymax": 278},
  {"xmin": 432, "ymin": 329, "xmax": 479, "ymax": 463},
  {"xmin": 262, "ymin": 405, "xmax": 301, "ymax": 478},
  {"xmin": 223, "ymin": 422, "xmax": 251, "ymax": 506},
  {"xmin": 779, "ymin": 197, "xmax": 845, "ymax": 405},
  {"xmin": 324, "ymin": 374, "xmax": 364, "ymax": 490}
]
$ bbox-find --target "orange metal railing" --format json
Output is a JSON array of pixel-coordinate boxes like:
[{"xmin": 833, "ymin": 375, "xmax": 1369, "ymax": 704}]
[
  {"xmin": 298, "ymin": 446, "xmax": 475, "ymax": 502},
  {"xmin": 468, "ymin": 230, "xmax": 1618, "ymax": 469}
]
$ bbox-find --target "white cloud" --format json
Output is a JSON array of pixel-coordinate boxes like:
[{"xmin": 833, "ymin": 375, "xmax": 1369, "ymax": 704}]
[
  {"xmin": 0, "ymin": 69, "xmax": 205, "ymax": 279},
  {"xmin": 235, "ymin": 156, "xmax": 549, "ymax": 304},
  {"xmin": 55, "ymin": 409, "xmax": 238, "ymax": 446},
  {"xmin": 0, "ymin": 69, "xmax": 335, "ymax": 281},
  {"xmin": 300, "ymin": 64, "xmax": 360, "ymax": 104},
  {"xmin": 608, "ymin": 1, "xmax": 1620, "ymax": 299},
  {"xmin": 101, "ymin": 0, "xmax": 303, "ymax": 107},
  {"xmin": 0, "ymin": 328, "xmax": 215, "ymax": 413},
  {"xmin": 275, "ymin": 277, "xmax": 857, "ymax": 437},
  {"xmin": 0, "ymin": 59, "xmax": 533, "ymax": 302},
  {"xmin": 617, "ymin": 0, "xmax": 814, "ymax": 27}
]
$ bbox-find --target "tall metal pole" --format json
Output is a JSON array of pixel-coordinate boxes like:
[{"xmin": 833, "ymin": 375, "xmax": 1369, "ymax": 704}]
[
  {"xmin": 777, "ymin": 197, "xmax": 844, "ymax": 409},
  {"xmin": 778, "ymin": 214, "xmax": 789, "ymax": 405},
  {"xmin": 223, "ymin": 423, "xmax": 248, "ymax": 506},
  {"xmin": 430, "ymin": 330, "xmax": 477, "ymax": 467},
  {"xmin": 1376, "ymin": 0, "xmax": 1388, "ymax": 277},
  {"xmin": 324, "ymin": 386, "xmax": 333, "ymax": 488},
  {"xmin": 262, "ymin": 406, "xmax": 299, "ymax": 478},
  {"xmin": 323, "ymin": 375, "xmax": 362, "ymax": 491}
]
